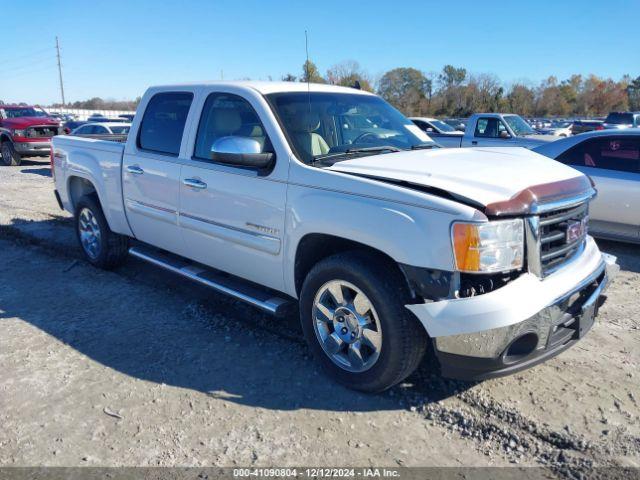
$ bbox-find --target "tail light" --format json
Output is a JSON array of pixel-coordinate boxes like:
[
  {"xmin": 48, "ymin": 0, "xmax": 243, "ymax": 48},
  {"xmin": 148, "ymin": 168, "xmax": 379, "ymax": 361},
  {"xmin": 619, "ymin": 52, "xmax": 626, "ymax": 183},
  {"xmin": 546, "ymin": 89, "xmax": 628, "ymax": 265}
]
[{"xmin": 596, "ymin": 125, "xmax": 604, "ymax": 130}]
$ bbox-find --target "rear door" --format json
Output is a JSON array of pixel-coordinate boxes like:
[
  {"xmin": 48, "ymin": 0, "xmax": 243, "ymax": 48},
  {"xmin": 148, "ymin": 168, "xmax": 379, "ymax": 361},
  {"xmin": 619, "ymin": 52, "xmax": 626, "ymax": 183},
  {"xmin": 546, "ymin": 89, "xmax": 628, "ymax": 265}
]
[
  {"xmin": 122, "ymin": 91, "xmax": 195, "ymax": 254},
  {"xmin": 557, "ymin": 136, "xmax": 640, "ymax": 241},
  {"xmin": 177, "ymin": 88, "xmax": 288, "ymax": 292}
]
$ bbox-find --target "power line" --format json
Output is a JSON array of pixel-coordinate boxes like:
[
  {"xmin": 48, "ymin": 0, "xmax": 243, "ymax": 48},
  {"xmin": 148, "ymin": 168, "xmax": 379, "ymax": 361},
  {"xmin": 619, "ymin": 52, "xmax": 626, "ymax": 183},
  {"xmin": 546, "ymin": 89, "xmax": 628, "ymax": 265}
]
[
  {"xmin": 0, "ymin": 64, "xmax": 58, "ymax": 81},
  {"xmin": 56, "ymin": 36, "xmax": 66, "ymax": 105},
  {"xmin": 0, "ymin": 47, "xmax": 53, "ymax": 67}
]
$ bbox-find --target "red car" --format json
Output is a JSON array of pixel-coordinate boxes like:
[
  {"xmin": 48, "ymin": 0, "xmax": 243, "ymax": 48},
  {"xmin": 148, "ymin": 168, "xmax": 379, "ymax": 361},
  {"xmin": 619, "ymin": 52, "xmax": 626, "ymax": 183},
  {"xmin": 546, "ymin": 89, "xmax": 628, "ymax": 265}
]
[{"xmin": 0, "ymin": 105, "xmax": 60, "ymax": 166}]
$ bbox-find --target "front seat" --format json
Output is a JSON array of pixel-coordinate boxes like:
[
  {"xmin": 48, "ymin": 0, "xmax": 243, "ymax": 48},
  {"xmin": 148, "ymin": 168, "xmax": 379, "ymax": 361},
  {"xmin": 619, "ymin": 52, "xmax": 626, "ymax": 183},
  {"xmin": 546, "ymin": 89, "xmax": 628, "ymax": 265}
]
[
  {"xmin": 197, "ymin": 108, "xmax": 242, "ymax": 156},
  {"xmin": 289, "ymin": 111, "xmax": 329, "ymax": 160}
]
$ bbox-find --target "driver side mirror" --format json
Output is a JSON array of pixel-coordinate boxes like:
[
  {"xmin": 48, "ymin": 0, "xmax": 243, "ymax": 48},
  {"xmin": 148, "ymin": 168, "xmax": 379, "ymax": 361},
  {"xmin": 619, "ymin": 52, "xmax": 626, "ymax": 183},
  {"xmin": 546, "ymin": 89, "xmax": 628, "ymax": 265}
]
[
  {"xmin": 211, "ymin": 136, "xmax": 274, "ymax": 169},
  {"xmin": 499, "ymin": 130, "xmax": 511, "ymax": 139}
]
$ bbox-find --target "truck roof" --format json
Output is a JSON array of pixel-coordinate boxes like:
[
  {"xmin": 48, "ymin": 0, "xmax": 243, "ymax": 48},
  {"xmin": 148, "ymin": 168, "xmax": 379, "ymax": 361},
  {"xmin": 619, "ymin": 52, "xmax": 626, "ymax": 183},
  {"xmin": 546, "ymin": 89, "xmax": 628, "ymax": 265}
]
[{"xmin": 146, "ymin": 81, "xmax": 374, "ymax": 96}]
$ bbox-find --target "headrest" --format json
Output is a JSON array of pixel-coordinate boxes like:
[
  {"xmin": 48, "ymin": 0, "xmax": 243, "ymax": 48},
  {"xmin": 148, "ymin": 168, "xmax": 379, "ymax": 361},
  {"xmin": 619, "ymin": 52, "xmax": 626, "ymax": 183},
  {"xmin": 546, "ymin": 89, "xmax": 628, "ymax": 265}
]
[
  {"xmin": 290, "ymin": 111, "xmax": 321, "ymax": 133},
  {"xmin": 210, "ymin": 109, "xmax": 241, "ymax": 134},
  {"xmin": 249, "ymin": 125, "xmax": 264, "ymax": 137}
]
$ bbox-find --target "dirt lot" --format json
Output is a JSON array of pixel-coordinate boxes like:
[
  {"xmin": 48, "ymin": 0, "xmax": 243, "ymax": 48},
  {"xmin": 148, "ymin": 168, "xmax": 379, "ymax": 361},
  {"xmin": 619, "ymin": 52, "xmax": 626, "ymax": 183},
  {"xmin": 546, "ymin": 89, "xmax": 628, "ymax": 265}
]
[{"xmin": 1, "ymin": 159, "xmax": 639, "ymax": 476}]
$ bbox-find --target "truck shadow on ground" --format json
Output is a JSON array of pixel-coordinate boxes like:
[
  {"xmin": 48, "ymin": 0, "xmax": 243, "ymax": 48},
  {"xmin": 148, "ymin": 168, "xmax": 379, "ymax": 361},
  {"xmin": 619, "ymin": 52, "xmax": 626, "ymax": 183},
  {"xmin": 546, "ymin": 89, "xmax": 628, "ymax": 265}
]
[
  {"xmin": 20, "ymin": 167, "xmax": 51, "ymax": 177},
  {"xmin": 0, "ymin": 223, "xmax": 477, "ymax": 412}
]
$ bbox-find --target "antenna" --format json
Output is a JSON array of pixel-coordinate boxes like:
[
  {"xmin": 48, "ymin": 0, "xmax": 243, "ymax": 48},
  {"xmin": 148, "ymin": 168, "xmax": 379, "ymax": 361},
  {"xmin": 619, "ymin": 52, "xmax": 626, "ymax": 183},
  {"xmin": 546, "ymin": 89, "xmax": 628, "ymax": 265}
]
[
  {"xmin": 55, "ymin": 36, "xmax": 66, "ymax": 105},
  {"xmin": 304, "ymin": 30, "xmax": 311, "ymax": 116}
]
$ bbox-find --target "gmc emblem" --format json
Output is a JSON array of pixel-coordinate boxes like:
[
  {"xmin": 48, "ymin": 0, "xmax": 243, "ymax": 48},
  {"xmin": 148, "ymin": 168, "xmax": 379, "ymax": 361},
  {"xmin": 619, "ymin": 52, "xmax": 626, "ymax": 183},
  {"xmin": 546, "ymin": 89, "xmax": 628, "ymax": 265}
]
[{"xmin": 566, "ymin": 217, "xmax": 588, "ymax": 243}]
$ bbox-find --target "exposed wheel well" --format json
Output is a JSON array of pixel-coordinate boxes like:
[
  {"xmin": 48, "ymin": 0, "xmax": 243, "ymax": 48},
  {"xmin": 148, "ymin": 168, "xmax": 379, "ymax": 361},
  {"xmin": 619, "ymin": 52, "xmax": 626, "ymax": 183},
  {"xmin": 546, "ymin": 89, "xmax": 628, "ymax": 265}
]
[
  {"xmin": 68, "ymin": 176, "xmax": 98, "ymax": 211},
  {"xmin": 294, "ymin": 233, "xmax": 409, "ymax": 297},
  {"xmin": 0, "ymin": 134, "xmax": 11, "ymax": 144}
]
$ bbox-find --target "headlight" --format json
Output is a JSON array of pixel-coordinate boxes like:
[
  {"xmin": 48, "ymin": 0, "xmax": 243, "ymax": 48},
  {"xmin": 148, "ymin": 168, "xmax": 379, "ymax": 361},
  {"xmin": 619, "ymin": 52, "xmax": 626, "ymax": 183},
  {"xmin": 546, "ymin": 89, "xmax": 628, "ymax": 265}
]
[
  {"xmin": 12, "ymin": 129, "xmax": 26, "ymax": 137},
  {"xmin": 452, "ymin": 219, "xmax": 524, "ymax": 273}
]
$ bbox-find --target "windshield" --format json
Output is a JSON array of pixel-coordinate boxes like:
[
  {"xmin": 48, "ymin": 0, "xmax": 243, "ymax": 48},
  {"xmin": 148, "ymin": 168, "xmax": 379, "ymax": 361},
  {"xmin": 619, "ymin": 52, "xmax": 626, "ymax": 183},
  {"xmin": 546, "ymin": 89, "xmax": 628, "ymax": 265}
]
[
  {"xmin": 266, "ymin": 92, "xmax": 434, "ymax": 164},
  {"xmin": 503, "ymin": 115, "xmax": 536, "ymax": 136},
  {"xmin": 3, "ymin": 107, "xmax": 48, "ymax": 118},
  {"xmin": 109, "ymin": 125, "xmax": 130, "ymax": 134},
  {"xmin": 605, "ymin": 113, "xmax": 634, "ymax": 125},
  {"xmin": 430, "ymin": 119, "xmax": 457, "ymax": 132}
]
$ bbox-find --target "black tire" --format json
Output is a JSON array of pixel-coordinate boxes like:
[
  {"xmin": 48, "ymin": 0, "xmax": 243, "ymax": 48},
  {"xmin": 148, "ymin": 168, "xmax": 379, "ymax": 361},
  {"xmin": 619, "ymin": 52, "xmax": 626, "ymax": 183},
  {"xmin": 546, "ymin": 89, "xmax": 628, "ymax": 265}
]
[
  {"xmin": 1, "ymin": 142, "xmax": 21, "ymax": 166},
  {"xmin": 74, "ymin": 195, "xmax": 129, "ymax": 269},
  {"xmin": 300, "ymin": 251, "xmax": 428, "ymax": 392}
]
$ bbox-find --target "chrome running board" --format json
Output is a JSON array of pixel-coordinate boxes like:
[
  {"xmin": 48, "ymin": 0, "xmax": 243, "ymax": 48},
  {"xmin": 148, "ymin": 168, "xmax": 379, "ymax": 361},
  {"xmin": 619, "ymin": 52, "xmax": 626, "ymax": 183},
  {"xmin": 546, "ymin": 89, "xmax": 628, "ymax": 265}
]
[{"xmin": 129, "ymin": 245, "xmax": 293, "ymax": 316}]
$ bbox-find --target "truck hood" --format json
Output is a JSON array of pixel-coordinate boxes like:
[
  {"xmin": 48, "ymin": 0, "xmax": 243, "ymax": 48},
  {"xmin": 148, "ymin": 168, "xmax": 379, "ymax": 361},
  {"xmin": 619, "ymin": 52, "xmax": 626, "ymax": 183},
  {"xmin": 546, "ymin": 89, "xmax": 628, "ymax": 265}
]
[
  {"xmin": 328, "ymin": 147, "xmax": 588, "ymax": 209},
  {"xmin": 1, "ymin": 117, "xmax": 59, "ymax": 128}
]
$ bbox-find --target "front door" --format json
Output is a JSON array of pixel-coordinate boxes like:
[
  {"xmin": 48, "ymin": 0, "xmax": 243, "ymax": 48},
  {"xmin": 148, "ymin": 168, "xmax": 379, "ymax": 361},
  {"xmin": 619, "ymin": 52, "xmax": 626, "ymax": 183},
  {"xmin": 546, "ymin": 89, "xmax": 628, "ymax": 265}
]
[{"xmin": 178, "ymin": 91, "xmax": 288, "ymax": 292}]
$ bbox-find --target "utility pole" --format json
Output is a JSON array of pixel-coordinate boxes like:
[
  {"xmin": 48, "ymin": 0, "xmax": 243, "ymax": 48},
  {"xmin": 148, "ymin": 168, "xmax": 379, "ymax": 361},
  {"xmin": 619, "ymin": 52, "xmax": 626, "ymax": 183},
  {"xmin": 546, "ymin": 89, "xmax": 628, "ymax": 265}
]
[{"xmin": 55, "ymin": 36, "xmax": 66, "ymax": 105}]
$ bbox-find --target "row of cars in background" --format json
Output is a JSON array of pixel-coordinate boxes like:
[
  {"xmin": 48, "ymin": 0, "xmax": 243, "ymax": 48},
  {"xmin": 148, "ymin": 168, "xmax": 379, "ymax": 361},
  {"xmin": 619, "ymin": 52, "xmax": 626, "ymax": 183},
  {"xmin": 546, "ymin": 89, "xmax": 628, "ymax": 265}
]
[
  {"xmin": 421, "ymin": 112, "xmax": 640, "ymax": 139},
  {"xmin": 0, "ymin": 105, "xmax": 132, "ymax": 166}
]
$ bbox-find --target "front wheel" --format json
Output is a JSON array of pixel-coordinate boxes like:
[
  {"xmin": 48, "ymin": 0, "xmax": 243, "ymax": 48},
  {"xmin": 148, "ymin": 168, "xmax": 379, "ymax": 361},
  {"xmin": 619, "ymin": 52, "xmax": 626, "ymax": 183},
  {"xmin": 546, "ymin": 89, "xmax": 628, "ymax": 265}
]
[
  {"xmin": 74, "ymin": 195, "xmax": 129, "ymax": 269},
  {"xmin": 300, "ymin": 251, "xmax": 428, "ymax": 392},
  {"xmin": 1, "ymin": 142, "xmax": 21, "ymax": 166}
]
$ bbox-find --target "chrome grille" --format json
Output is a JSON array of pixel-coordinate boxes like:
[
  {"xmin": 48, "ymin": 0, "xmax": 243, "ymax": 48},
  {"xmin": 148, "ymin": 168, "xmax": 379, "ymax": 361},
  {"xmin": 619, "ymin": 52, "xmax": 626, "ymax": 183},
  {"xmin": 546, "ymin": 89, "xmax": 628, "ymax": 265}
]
[
  {"xmin": 25, "ymin": 126, "xmax": 59, "ymax": 138},
  {"xmin": 526, "ymin": 201, "xmax": 589, "ymax": 277}
]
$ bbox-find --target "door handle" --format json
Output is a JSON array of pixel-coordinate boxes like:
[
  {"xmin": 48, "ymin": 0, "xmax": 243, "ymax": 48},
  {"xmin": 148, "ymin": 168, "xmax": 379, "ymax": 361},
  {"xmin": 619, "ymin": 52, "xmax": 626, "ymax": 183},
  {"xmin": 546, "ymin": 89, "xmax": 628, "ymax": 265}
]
[
  {"xmin": 471, "ymin": 141, "xmax": 478, "ymax": 145},
  {"xmin": 127, "ymin": 165, "xmax": 144, "ymax": 175},
  {"xmin": 183, "ymin": 178, "xmax": 207, "ymax": 189}
]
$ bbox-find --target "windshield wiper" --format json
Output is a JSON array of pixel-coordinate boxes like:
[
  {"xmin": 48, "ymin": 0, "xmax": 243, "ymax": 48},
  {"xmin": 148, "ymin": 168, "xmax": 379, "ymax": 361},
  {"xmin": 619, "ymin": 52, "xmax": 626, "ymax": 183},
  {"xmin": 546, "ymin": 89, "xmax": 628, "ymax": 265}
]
[
  {"xmin": 345, "ymin": 145, "xmax": 402, "ymax": 153},
  {"xmin": 411, "ymin": 143, "xmax": 438, "ymax": 150},
  {"xmin": 312, "ymin": 145, "xmax": 402, "ymax": 166}
]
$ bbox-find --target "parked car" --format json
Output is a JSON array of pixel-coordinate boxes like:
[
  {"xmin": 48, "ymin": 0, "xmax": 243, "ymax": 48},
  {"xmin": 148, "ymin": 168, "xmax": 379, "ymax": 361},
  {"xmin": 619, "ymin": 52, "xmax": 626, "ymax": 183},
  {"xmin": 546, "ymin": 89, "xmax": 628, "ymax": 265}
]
[
  {"xmin": 71, "ymin": 122, "xmax": 131, "ymax": 135},
  {"xmin": 62, "ymin": 120, "xmax": 88, "ymax": 134},
  {"xmin": 534, "ymin": 129, "xmax": 640, "ymax": 243},
  {"xmin": 409, "ymin": 117, "xmax": 464, "ymax": 145},
  {"xmin": 52, "ymin": 81, "xmax": 617, "ymax": 392},
  {"xmin": 431, "ymin": 113, "xmax": 557, "ymax": 148},
  {"xmin": 536, "ymin": 121, "xmax": 573, "ymax": 137},
  {"xmin": 603, "ymin": 112, "xmax": 640, "ymax": 130},
  {"xmin": 572, "ymin": 119, "xmax": 604, "ymax": 135},
  {"xmin": 118, "ymin": 114, "xmax": 135, "ymax": 122},
  {"xmin": 0, "ymin": 104, "xmax": 61, "ymax": 166}
]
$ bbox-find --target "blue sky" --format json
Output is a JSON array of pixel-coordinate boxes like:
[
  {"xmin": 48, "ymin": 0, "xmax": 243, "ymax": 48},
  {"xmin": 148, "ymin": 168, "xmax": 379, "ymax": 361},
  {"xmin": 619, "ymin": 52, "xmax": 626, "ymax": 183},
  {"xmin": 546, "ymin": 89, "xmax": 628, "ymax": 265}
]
[{"xmin": 2, "ymin": 0, "xmax": 638, "ymax": 105}]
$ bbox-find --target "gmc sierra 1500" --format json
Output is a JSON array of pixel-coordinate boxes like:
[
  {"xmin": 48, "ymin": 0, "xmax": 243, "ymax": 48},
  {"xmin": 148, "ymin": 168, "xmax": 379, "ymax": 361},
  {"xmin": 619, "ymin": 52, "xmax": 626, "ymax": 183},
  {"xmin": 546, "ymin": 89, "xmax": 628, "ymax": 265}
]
[{"xmin": 51, "ymin": 82, "xmax": 618, "ymax": 392}]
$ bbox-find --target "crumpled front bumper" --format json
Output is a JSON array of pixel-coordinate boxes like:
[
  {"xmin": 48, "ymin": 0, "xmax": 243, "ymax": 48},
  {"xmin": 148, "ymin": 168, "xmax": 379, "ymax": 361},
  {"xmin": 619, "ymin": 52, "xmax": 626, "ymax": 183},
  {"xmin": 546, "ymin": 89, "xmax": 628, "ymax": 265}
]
[{"xmin": 406, "ymin": 236, "xmax": 619, "ymax": 380}]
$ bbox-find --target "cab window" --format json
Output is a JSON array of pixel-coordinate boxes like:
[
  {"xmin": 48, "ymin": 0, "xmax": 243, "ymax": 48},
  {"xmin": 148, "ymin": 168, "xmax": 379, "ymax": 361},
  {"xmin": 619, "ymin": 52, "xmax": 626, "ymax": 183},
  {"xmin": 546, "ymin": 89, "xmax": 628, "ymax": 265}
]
[
  {"xmin": 138, "ymin": 92, "xmax": 193, "ymax": 156},
  {"xmin": 194, "ymin": 93, "xmax": 273, "ymax": 162}
]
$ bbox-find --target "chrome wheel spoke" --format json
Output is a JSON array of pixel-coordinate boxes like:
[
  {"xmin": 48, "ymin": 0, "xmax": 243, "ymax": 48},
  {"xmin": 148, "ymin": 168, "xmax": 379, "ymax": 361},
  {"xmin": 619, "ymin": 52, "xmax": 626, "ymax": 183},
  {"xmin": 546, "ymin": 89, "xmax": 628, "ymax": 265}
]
[
  {"xmin": 327, "ymin": 283, "xmax": 346, "ymax": 306},
  {"xmin": 324, "ymin": 332, "xmax": 344, "ymax": 355},
  {"xmin": 315, "ymin": 302, "xmax": 335, "ymax": 322},
  {"xmin": 361, "ymin": 328, "xmax": 382, "ymax": 351},
  {"xmin": 352, "ymin": 291, "xmax": 373, "ymax": 317},
  {"xmin": 348, "ymin": 342, "xmax": 365, "ymax": 370}
]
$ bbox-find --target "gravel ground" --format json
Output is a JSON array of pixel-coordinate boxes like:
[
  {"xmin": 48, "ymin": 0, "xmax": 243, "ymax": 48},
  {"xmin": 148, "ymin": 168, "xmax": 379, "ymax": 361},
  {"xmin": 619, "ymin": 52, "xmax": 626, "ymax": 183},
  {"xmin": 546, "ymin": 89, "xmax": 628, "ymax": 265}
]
[{"xmin": 0, "ymin": 159, "xmax": 639, "ymax": 476}]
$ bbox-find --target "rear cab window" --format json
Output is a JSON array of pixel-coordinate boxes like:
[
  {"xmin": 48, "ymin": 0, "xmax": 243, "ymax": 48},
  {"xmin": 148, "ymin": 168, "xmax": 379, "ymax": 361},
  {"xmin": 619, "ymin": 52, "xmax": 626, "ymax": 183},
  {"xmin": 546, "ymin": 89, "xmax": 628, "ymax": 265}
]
[{"xmin": 137, "ymin": 92, "xmax": 194, "ymax": 156}]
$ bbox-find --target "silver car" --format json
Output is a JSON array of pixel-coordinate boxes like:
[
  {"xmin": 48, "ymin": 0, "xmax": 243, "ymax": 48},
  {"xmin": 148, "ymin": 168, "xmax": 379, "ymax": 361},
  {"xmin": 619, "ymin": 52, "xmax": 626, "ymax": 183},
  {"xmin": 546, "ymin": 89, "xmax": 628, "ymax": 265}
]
[{"xmin": 534, "ymin": 130, "xmax": 640, "ymax": 243}]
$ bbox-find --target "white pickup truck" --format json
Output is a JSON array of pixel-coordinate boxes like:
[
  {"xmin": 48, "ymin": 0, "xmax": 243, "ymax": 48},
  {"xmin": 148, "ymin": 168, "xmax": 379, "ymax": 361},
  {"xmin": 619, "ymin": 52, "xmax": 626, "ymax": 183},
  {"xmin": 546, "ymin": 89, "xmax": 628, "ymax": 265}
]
[
  {"xmin": 412, "ymin": 113, "xmax": 557, "ymax": 149},
  {"xmin": 51, "ymin": 82, "xmax": 618, "ymax": 392}
]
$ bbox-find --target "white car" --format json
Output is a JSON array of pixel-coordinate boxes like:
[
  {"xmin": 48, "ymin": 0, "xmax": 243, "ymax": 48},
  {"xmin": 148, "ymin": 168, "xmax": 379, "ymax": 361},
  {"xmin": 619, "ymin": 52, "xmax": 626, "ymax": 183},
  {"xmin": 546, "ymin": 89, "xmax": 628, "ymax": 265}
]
[
  {"xmin": 71, "ymin": 122, "xmax": 131, "ymax": 136},
  {"xmin": 51, "ymin": 81, "xmax": 617, "ymax": 391},
  {"xmin": 534, "ymin": 129, "xmax": 640, "ymax": 243}
]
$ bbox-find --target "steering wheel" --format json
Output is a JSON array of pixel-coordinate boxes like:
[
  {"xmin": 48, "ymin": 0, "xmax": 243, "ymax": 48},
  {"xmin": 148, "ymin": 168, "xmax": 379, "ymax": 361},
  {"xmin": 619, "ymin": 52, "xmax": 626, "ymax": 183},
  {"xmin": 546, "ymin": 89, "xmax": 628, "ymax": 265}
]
[{"xmin": 352, "ymin": 132, "xmax": 380, "ymax": 144}]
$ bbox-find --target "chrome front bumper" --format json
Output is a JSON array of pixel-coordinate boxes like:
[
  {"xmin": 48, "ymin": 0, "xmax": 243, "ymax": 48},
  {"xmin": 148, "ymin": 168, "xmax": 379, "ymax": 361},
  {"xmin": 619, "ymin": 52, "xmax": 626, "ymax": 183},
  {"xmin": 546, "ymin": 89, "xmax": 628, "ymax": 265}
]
[
  {"xmin": 13, "ymin": 141, "xmax": 52, "ymax": 156},
  {"xmin": 406, "ymin": 237, "xmax": 619, "ymax": 380}
]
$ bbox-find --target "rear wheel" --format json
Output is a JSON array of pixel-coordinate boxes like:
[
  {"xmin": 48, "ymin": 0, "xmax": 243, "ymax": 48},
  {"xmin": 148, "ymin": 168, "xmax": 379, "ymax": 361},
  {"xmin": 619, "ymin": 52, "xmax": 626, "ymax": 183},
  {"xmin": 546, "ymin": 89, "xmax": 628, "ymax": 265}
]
[
  {"xmin": 74, "ymin": 195, "xmax": 129, "ymax": 269},
  {"xmin": 300, "ymin": 251, "xmax": 427, "ymax": 392},
  {"xmin": 1, "ymin": 142, "xmax": 21, "ymax": 166}
]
